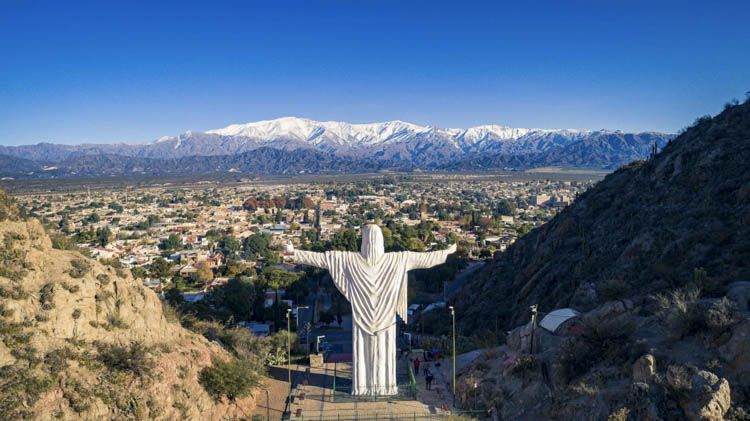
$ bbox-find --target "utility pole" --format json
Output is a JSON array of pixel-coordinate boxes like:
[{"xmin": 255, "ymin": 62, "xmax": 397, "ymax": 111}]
[
  {"xmin": 529, "ymin": 304, "xmax": 538, "ymax": 355},
  {"xmin": 315, "ymin": 202, "xmax": 321, "ymax": 241},
  {"xmin": 449, "ymin": 305, "xmax": 456, "ymax": 407},
  {"xmin": 287, "ymin": 308, "xmax": 292, "ymax": 395}
]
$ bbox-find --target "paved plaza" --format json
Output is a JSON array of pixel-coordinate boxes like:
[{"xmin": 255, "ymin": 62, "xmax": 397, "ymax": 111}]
[{"xmin": 286, "ymin": 358, "xmax": 455, "ymax": 421}]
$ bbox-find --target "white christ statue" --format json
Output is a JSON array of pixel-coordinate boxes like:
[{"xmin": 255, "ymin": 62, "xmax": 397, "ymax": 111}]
[{"xmin": 288, "ymin": 224, "xmax": 456, "ymax": 396}]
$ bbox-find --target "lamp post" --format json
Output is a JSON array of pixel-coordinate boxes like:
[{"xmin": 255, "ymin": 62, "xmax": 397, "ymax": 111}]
[
  {"xmin": 295, "ymin": 305, "xmax": 309, "ymax": 330},
  {"xmin": 287, "ymin": 308, "xmax": 292, "ymax": 393},
  {"xmin": 295, "ymin": 305, "xmax": 309, "ymax": 356},
  {"xmin": 449, "ymin": 305, "xmax": 456, "ymax": 407},
  {"xmin": 316, "ymin": 335, "xmax": 326, "ymax": 354}
]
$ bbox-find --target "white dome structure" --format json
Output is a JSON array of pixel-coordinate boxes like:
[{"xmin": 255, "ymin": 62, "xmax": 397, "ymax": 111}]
[{"xmin": 539, "ymin": 308, "xmax": 581, "ymax": 333}]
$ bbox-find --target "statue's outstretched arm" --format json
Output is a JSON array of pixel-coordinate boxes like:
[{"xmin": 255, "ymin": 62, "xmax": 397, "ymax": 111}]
[
  {"xmin": 406, "ymin": 244, "xmax": 457, "ymax": 270},
  {"xmin": 292, "ymin": 249, "xmax": 329, "ymax": 269},
  {"xmin": 290, "ymin": 246, "xmax": 356, "ymax": 299}
]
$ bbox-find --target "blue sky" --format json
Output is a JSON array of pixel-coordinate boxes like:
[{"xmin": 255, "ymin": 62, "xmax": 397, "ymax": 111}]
[{"xmin": 1, "ymin": 0, "xmax": 748, "ymax": 145}]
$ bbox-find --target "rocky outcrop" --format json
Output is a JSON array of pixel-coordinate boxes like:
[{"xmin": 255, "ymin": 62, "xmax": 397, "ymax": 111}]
[
  {"xmin": 0, "ymin": 215, "xmax": 256, "ymax": 419},
  {"xmin": 633, "ymin": 354, "xmax": 656, "ymax": 384},
  {"xmin": 719, "ymin": 319, "xmax": 750, "ymax": 378},
  {"xmin": 679, "ymin": 371, "xmax": 731, "ymax": 421},
  {"xmin": 727, "ymin": 281, "xmax": 750, "ymax": 312}
]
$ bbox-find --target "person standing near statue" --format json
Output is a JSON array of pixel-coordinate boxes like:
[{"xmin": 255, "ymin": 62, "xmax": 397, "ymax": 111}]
[{"xmin": 287, "ymin": 225, "xmax": 456, "ymax": 396}]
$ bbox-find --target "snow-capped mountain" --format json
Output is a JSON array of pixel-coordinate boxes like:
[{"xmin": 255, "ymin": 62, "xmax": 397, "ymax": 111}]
[
  {"xmin": 201, "ymin": 116, "xmax": 591, "ymax": 151},
  {"xmin": 207, "ymin": 117, "xmax": 432, "ymax": 146},
  {"xmin": 0, "ymin": 117, "xmax": 674, "ymax": 178}
]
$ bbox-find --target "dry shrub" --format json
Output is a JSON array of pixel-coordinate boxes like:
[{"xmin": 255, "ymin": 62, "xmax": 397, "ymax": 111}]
[{"xmin": 705, "ymin": 297, "xmax": 737, "ymax": 333}]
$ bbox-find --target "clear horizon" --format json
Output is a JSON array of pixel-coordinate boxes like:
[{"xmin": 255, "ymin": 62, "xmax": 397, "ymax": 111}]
[{"xmin": 1, "ymin": 0, "xmax": 749, "ymax": 146}]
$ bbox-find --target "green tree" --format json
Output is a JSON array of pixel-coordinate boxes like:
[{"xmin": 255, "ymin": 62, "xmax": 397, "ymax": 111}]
[
  {"xmin": 496, "ymin": 199, "xmax": 516, "ymax": 216},
  {"xmin": 208, "ymin": 277, "xmax": 258, "ymax": 321},
  {"xmin": 319, "ymin": 310, "xmax": 335, "ymax": 326},
  {"xmin": 149, "ymin": 257, "xmax": 173, "ymax": 280},
  {"xmin": 130, "ymin": 266, "xmax": 147, "ymax": 279},
  {"xmin": 217, "ymin": 235, "xmax": 241, "ymax": 256},
  {"xmin": 160, "ymin": 233, "xmax": 182, "ymax": 251},
  {"xmin": 331, "ymin": 228, "xmax": 359, "ymax": 251},
  {"xmin": 194, "ymin": 261, "xmax": 214, "ymax": 284},
  {"xmin": 95, "ymin": 226, "xmax": 112, "ymax": 247},
  {"xmin": 199, "ymin": 358, "xmax": 261, "ymax": 402},
  {"xmin": 242, "ymin": 233, "xmax": 272, "ymax": 259}
]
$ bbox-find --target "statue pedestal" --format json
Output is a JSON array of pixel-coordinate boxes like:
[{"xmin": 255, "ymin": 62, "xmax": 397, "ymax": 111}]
[{"xmin": 310, "ymin": 353, "xmax": 324, "ymax": 368}]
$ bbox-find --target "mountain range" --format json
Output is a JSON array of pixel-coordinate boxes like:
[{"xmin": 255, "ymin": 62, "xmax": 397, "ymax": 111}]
[{"xmin": 0, "ymin": 117, "xmax": 673, "ymax": 178}]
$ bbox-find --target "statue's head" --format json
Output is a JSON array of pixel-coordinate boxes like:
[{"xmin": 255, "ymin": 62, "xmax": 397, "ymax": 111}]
[{"xmin": 361, "ymin": 224, "xmax": 384, "ymax": 263}]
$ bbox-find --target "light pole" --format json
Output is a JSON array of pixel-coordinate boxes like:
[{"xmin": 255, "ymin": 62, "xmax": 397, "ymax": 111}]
[
  {"xmin": 316, "ymin": 335, "xmax": 326, "ymax": 354},
  {"xmin": 449, "ymin": 305, "xmax": 456, "ymax": 407},
  {"xmin": 295, "ymin": 305, "xmax": 309, "ymax": 356},
  {"xmin": 287, "ymin": 308, "xmax": 292, "ymax": 393},
  {"xmin": 295, "ymin": 305, "xmax": 309, "ymax": 330}
]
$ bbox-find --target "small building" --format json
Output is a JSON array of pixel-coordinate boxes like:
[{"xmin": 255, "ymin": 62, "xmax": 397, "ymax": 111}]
[{"xmin": 539, "ymin": 308, "xmax": 581, "ymax": 333}]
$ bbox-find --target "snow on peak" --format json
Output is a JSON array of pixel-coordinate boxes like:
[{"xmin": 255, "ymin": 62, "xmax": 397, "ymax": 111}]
[
  {"xmin": 206, "ymin": 117, "xmax": 433, "ymax": 146},
  {"xmin": 202, "ymin": 116, "xmax": 593, "ymax": 148}
]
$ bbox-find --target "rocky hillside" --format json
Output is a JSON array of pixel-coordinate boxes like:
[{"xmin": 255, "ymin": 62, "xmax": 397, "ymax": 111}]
[
  {"xmin": 0, "ymin": 190, "xmax": 257, "ymax": 419},
  {"xmin": 440, "ymin": 132, "xmax": 669, "ymax": 170},
  {"xmin": 453, "ymin": 99, "xmax": 750, "ymax": 419},
  {"xmin": 458, "ymin": 99, "xmax": 750, "ymax": 328}
]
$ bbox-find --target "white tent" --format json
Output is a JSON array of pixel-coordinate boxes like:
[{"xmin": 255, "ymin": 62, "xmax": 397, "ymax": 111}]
[{"xmin": 539, "ymin": 308, "xmax": 580, "ymax": 333}]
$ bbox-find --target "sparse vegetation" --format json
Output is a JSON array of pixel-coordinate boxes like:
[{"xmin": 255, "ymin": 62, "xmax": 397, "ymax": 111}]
[
  {"xmin": 0, "ymin": 233, "xmax": 29, "ymax": 282},
  {"xmin": 658, "ymin": 364, "xmax": 694, "ymax": 400},
  {"xmin": 50, "ymin": 233, "xmax": 76, "ymax": 250},
  {"xmin": 559, "ymin": 316, "xmax": 635, "ymax": 380},
  {"xmin": 199, "ymin": 357, "xmax": 261, "ymax": 402},
  {"xmin": 607, "ymin": 407, "xmax": 631, "ymax": 421},
  {"xmin": 96, "ymin": 342, "xmax": 154, "ymax": 377},
  {"xmin": 0, "ymin": 285, "xmax": 29, "ymax": 300},
  {"xmin": 654, "ymin": 286, "xmax": 703, "ymax": 340},
  {"xmin": 510, "ymin": 354, "xmax": 537, "ymax": 376},
  {"xmin": 705, "ymin": 297, "xmax": 737, "ymax": 334},
  {"xmin": 39, "ymin": 282, "xmax": 56, "ymax": 310},
  {"xmin": 0, "ymin": 364, "xmax": 53, "ymax": 419},
  {"xmin": 106, "ymin": 312, "xmax": 129, "ymax": 329},
  {"xmin": 96, "ymin": 273, "xmax": 111, "ymax": 285},
  {"xmin": 44, "ymin": 347, "xmax": 75, "ymax": 375},
  {"xmin": 67, "ymin": 258, "xmax": 91, "ymax": 278},
  {"xmin": 62, "ymin": 378, "xmax": 93, "ymax": 413}
]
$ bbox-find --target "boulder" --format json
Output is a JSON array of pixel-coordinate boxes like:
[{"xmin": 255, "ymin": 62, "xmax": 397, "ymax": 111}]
[
  {"xmin": 727, "ymin": 281, "xmax": 750, "ymax": 311},
  {"xmin": 581, "ymin": 299, "xmax": 633, "ymax": 325},
  {"xmin": 680, "ymin": 370, "xmax": 731, "ymax": 421},
  {"xmin": 533, "ymin": 327, "xmax": 561, "ymax": 353},
  {"xmin": 507, "ymin": 321, "xmax": 534, "ymax": 353},
  {"xmin": 719, "ymin": 319, "xmax": 750, "ymax": 377},
  {"xmin": 632, "ymin": 354, "xmax": 656, "ymax": 383}
]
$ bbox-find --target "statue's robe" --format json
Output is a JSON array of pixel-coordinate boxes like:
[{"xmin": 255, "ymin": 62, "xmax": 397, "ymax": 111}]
[{"xmin": 295, "ymin": 225, "xmax": 454, "ymax": 396}]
